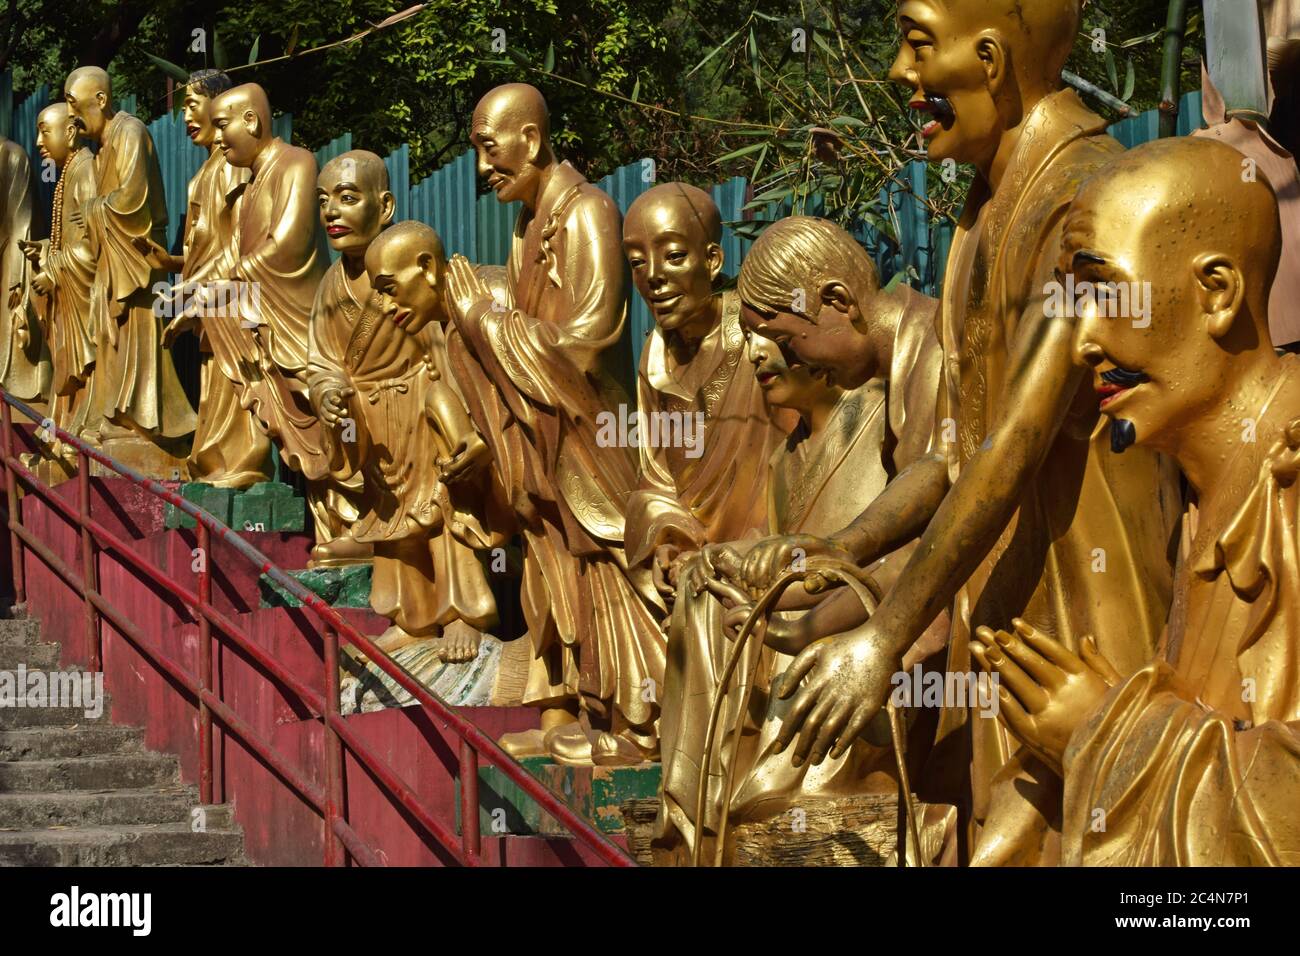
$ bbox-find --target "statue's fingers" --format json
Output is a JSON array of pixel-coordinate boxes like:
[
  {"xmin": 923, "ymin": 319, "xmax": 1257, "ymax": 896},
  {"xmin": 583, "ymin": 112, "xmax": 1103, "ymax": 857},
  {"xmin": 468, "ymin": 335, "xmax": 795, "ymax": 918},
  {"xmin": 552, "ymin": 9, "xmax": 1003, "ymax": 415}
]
[
  {"xmin": 829, "ymin": 704, "xmax": 874, "ymax": 761},
  {"xmin": 808, "ymin": 700, "xmax": 854, "ymax": 766},
  {"xmin": 1079, "ymin": 635, "xmax": 1123, "ymax": 686},
  {"xmin": 772, "ymin": 644, "xmax": 819, "ymax": 701},
  {"xmin": 791, "ymin": 695, "xmax": 836, "ymax": 767},
  {"xmin": 703, "ymin": 575, "xmax": 749, "ymax": 608},
  {"xmin": 993, "ymin": 686, "xmax": 1036, "ymax": 748},
  {"xmin": 1013, "ymin": 618, "xmax": 1084, "ymax": 675},
  {"xmin": 773, "ymin": 682, "xmax": 820, "ymax": 753},
  {"xmin": 976, "ymin": 641, "xmax": 1047, "ymax": 713},
  {"xmin": 997, "ymin": 625, "xmax": 1066, "ymax": 690}
]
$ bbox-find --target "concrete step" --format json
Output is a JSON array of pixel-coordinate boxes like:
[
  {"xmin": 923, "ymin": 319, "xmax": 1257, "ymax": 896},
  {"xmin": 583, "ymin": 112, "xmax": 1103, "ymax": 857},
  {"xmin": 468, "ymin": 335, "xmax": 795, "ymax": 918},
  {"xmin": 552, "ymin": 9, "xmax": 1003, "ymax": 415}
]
[
  {"xmin": 0, "ymin": 620, "xmax": 41, "ymax": 647},
  {"xmin": 0, "ymin": 753, "xmax": 178, "ymax": 792},
  {"xmin": 0, "ymin": 643, "xmax": 61, "ymax": 669},
  {"xmin": 0, "ymin": 824, "xmax": 245, "ymax": 866},
  {"xmin": 0, "ymin": 788, "xmax": 197, "ymax": 828},
  {"xmin": 0, "ymin": 699, "xmax": 111, "ymax": 729},
  {"xmin": 0, "ymin": 725, "xmax": 143, "ymax": 761}
]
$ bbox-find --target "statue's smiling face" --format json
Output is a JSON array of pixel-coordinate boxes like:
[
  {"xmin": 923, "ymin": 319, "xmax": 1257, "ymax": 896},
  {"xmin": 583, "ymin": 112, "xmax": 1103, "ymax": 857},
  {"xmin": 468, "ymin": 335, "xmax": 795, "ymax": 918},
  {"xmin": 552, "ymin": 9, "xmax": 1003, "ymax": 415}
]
[
  {"xmin": 623, "ymin": 199, "xmax": 721, "ymax": 336},
  {"xmin": 210, "ymin": 101, "xmax": 258, "ymax": 168},
  {"xmin": 182, "ymin": 87, "xmax": 216, "ymax": 147},
  {"xmin": 889, "ymin": 0, "xmax": 1006, "ymax": 166},
  {"xmin": 471, "ymin": 110, "xmax": 540, "ymax": 206}
]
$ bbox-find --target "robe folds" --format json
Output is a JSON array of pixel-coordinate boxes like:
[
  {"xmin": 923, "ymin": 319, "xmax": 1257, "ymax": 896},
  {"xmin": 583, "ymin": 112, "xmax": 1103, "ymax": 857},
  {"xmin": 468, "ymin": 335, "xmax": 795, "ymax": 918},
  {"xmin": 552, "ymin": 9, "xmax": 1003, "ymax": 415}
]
[
  {"xmin": 316, "ymin": 261, "xmax": 500, "ymax": 636},
  {"xmin": 0, "ymin": 136, "xmax": 49, "ymax": 401},
  {"xmin": 449, "ymin": 160, "xmax": 661, "ymax": 738},
  {"xmin": 82, "ymin": 112, "xmax": 194, "ymax": 438},
  {"xmin": 40, "ymin": 148, "xmax": 98, "ymax": 439},
  {"xmin": 1061, "ymin": 361, "xmax": 1300, "ymax": 866},
  {"xmin": 922, "ymin": 90, "xmax": 1183, "ymax": 866},
  {"xmin": 182, "ymin": 147, "xmax": 270, "ymax": 486},
  {"xmin": 655, "ymin": 302, "xmax": 942, "ymax": 854},
  {"xmin": 623, "ymin": 289, "xmax": 791, "ymax": 568},
  {"xmin": 221, "ymin": 137, "xmax": 329, "ymax": 481}
]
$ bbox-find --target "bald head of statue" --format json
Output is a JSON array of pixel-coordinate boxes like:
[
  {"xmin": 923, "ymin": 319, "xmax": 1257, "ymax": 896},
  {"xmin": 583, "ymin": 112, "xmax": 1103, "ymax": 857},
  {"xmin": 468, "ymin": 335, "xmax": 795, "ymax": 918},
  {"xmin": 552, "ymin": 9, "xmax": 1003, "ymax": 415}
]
[
  {"xmin": 211, "ymin": 83, "xmax": 274, "ymax": 169},
  {"xmin": 471, "ymin": 83, "xmax": 556, "ymax": 210},
  {"xmin": 623, "ymin": 183, "xmax": 725, "ymax": 337},
  {"xmin": 317, "ymin": 150, "xmax": 395, "ymax": 258},
  {"xmin": 36, "ymin": 102, "xmax": 80, "ymax": 167},
  {"xmin": 889, "ymin": 0, "xmax": 1084, "ymax": 170},
  {"xmin": 365, "ymin": 220, "xmax": 449, "ymax": 337},
  {"xmin": 1065, "ymin": 137, "xmax": 1283, "ymax": 456},
  {"xmin": 63, "ymin": 66, "xmax": 112, "ymax": 141}
]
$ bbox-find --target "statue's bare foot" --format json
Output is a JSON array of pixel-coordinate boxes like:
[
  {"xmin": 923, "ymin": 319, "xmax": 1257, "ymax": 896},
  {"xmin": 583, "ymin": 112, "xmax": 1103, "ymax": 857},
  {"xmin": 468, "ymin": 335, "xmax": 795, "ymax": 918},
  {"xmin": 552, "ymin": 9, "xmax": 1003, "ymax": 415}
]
[
  {"xmin": 544, "ymin": 721, "xmax": 596, "ymax": 766},
  {"xmin": 309, "ymin": 535, "xmax": 372, "ymax": 567},
  {"xmin": 499, "ymin": 728, "xmax": 549, "ymax": 758},
  {"xmin": 592, "ymin": 731, "xmax": 655, "ymax": 767},
  {"xmin": 435, "ymin": 621, "xmax": 481, "ymax": 663}
]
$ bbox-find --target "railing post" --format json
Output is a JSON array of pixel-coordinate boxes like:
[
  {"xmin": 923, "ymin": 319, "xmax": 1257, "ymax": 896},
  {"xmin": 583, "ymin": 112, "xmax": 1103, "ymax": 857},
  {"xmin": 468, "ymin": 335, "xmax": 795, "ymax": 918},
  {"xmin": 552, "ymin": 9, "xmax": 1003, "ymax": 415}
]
[
  {"xmin": 1, "ymin": 400, "xmax": 26, "ymax": 613},
  {"xmin": 323, "ymin": 625, "xmax": 345, "ymax": 866},
  {"xmin": 460, "ymin": 739, "xmax": 481, "ymax": 863},
  {"xmin": 76, "ymin": 451, "xmax": 100, "ymax": 672},
  {"xmin": 196, "ymin": 522, "xmax": 213, "ymax": 806}
]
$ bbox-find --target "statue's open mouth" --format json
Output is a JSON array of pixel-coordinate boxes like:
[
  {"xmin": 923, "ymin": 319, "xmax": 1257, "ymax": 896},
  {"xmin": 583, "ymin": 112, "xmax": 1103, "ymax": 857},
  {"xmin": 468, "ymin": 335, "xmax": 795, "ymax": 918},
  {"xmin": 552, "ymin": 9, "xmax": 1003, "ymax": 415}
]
[{"xmin": 925, "ymin": 94, "xmax": 955, "ymax": 124}]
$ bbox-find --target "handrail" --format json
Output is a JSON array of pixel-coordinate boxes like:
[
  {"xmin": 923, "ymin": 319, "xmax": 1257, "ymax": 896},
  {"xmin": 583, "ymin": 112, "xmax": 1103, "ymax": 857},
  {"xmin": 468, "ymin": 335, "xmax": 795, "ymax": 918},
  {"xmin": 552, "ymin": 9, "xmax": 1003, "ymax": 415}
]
[{"xmin": 0, "ymin": 390, "xmax": 636, "ymax": 868}]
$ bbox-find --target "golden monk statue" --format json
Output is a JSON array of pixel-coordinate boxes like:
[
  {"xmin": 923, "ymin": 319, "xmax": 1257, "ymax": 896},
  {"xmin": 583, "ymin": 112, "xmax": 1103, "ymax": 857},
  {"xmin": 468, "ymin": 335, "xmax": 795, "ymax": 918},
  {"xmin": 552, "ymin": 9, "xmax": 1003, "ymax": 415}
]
[
  {"xmin": 737, "ymin": 0, "xmax": 1182, "ymax": 867},
  {"xmin": 24, "ymin": 104, "xmax": 96, "ymax": 457},
  {"xmin": 653, "ymin": 217, "xmax": 943, "ymax": 863},
  {"xmin": 974, "ymin": 137, "xmax": 1300, "ymax": 866},
  {"xmin": 0, "ymin": 131, "xmax": 47, "ymax": 403},
  {"xmin": 443, "ymin": 82, "xmax": 662, "ymax": 766},
  {"xmin": 206, "ymin": 83, "xmax": 363, "ymax": 563},
  {"xmin": 621, "ymin": 183, "xmax": 792, "ymax": 602},
  {"xmin": 63, "ymin": 66, "xmax": 195, "ymax": 464},
  {"xmin": 148, "ymin": 70, "xmax": 271, "ymax": 488}
]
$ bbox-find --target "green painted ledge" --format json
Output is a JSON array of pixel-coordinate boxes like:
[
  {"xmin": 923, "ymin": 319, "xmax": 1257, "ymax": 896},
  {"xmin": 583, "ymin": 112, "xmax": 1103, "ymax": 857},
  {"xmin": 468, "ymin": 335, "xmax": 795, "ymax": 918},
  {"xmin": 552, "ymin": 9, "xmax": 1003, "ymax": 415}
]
[
  {"xmin": 164, "ymin": 481, "xmax": 306, "ymax": 532},
  {"xmin": 258, "ymin": 563, "xmax": 373, "ymax": 609}
]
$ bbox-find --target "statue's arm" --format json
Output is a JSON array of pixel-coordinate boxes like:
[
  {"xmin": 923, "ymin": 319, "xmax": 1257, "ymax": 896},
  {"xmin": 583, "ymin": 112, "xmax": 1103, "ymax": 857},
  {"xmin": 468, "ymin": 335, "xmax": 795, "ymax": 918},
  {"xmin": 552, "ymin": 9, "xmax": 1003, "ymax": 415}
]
[{"xmin": 231, "ymin": 155, "xmax": 319, "ymax": 280}]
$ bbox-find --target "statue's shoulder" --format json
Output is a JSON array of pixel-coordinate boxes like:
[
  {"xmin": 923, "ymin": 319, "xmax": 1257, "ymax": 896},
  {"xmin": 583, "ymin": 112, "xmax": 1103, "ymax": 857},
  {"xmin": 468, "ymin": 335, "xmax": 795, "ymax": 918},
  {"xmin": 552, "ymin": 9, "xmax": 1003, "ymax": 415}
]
[{"xmin": 568, "ymin": 180, "xmax": 622, "ymax": 231}]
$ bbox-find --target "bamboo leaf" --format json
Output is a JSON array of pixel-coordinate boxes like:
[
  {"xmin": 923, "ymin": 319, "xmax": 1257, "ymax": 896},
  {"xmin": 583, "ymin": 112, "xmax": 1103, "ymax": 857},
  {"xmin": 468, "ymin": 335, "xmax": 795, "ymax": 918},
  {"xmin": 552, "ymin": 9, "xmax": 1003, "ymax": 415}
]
[
  {"xmin": 686, "ymin": 24, "xmax": 745, "ymax": 79},
  {"xmin": 631, "ymin": 76, "xmax": 640, "ymax": 103},
  {"xmin": 713, "ymin": 141, "xmax": 768, "ymax": 163},
  {"xmin": 748, "ymin": 27, "xmax": 761, "ymax": 93},
  {"xmin": 1105, "ymin": 47, "xmax": 1119, "ymax": 93},
  {"xmin": 1122, "ymin": 57, "xmax": 1136, "ymax": 102},
  {"xmin": 144, "ymin": 52, "xmax": 192, "ymax": 84},
  {"xmin": 247, "ymin": 35, "xmax": 261, "ymax": 66},
  {"xmin": 544, "ymin": 41, "xmax": 554, "ymax": 73}
]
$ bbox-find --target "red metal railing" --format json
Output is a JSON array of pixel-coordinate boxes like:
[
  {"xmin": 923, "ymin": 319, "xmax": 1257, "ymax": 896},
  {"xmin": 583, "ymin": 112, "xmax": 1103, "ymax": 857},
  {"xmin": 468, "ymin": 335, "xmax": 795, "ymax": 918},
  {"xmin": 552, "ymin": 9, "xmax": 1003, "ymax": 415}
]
[{"xmin": 0, "ymin": 390, "xmax": 635, "ymax": 867}]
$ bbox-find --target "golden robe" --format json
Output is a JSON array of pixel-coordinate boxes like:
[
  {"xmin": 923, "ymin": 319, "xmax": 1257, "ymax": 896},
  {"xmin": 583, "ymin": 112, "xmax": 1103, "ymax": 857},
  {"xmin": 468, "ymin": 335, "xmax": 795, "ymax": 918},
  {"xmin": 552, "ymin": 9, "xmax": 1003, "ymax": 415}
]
[
  {"xmin": 1061, "ymin": 362, "xmax": 1300, "ymax": 866},
  {"xmin": 449, "ymin": 161, "xmax": 662, "ymax": 741},
  {"xmin": 0, "ymin": 136, "xmax": 50, "ymax": 401},
  {"xmin": 39, "ymin": 148, "xmax": 97, "ymax": 438},
  {"xmin": 82, "ymin": 112, "xmax": 194, "ymax": 438},
  {"xmin": 624, "ymin": 289, "xmax": 790, "ymax": 568},
  {"xmin": 182, "ymin": 148, "xmax": 270, "ymax": 486},
  {"xmin": 320, "ymin": 272, "xmax": 499, "ymax": 636},
  {"xmin": 927, "ymin": 90, "xmax": 1181, "ymax": 864},
  {"xmin": 655, "ymin": 303, "xmax": 942, "ymax": 854}
]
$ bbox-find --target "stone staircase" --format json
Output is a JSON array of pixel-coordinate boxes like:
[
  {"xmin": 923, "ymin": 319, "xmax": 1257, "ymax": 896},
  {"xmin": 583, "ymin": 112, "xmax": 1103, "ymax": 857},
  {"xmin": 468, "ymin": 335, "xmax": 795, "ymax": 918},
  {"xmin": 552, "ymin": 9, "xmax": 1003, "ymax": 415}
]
[{"xmin": 0, "ymin": 618, "xmax": 247, "ymax": 866}]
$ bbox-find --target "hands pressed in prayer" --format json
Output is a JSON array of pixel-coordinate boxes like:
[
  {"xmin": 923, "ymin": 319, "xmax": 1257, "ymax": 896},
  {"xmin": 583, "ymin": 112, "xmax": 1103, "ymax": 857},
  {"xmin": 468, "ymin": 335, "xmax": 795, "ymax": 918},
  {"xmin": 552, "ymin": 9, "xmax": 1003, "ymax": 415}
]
[
  {"xmin": 971, "ymin": 618, "xmax": 1120, "ymax": 775},
  {"xmin": 444, "ymin": 255, "xmax": 495, "ymax": 330}
]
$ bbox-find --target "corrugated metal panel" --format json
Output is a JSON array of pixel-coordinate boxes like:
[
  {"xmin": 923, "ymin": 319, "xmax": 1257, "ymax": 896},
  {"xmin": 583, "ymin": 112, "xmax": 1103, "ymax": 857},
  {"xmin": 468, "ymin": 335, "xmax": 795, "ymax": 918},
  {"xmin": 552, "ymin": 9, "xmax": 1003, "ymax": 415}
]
[
  {"xmin": 476, "ymin": 190, "xmax": 518, "ymax": 267},
  {"xmin": 313, "ymin": 132, "xmax": 353, "ymax": 172},
  {"xmin": 384, "ymin": 143, "xmax": 409, "ymax": 223},
  {"xmin": 147, "ymin": 110, "xmax": 204, "ymax": 252},
  {"xmin": 411, "ymin": 149, "xmax": 477, "ymax": 259},
  {"xmin": 272, "ymin": 113, "xmax": 293, "ymax": 144}
]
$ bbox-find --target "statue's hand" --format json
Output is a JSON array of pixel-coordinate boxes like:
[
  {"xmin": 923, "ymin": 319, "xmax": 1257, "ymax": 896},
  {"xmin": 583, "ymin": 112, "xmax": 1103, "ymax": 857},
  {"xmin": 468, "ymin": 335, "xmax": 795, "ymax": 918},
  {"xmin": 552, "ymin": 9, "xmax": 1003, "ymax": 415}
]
[
  {"xmin": 18, "ymin": 239, "xmax": 44, "ymax": 270},
  {"xmin": 31, "ymin": 272, "xmax": 53, "ymax": 298},
  {"xmin": 739, "ymin": 533, "xmax": 853, "ymax": 597},
  {"xmin": 69, "ymin": 206, "xmax": 85, "ymax": 229},
  {"xmin": 132, "ymin": 235, "xmax": 171, "ymax": 271},
  {"xmin": 319, "ymin": 386, "xmax": 355, "ymax": 428},
  {"xmin": 970, "ymin": 619, "xmax": 1116, "ymax": 775},
  {"xmin": 161, "ymin": 311, "xmax": 197, "ymax": 348},
  {"xmin": 444, "ymin": 255, "xmax": 494, "ymax": 329},
  {"xmin": 438, "ymin": 433, "xmax": 488, "ymax": 484},
  {"xmin": 771, "ymin": 621, "xmax": 902, "ymax": 767},
  {"xmin": 651, "ymin": 543, "xmax": 687, "ymax": 599}
]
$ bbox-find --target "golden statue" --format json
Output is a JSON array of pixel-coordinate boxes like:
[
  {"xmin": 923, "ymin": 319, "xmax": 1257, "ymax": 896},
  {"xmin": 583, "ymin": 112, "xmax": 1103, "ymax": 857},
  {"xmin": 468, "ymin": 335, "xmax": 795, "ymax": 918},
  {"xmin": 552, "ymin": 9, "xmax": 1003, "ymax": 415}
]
[
  {"xmin": 740, "ymin": 0, "xmax": 1183, "ymax": 867},
  {"xmin": 973, "ymin": 137, "xmax": 1300, "ymax": 866},
  {"xmin": 148, "ymin": 70, "xmax": 271, "ymax": 488},
  {"xmin": 444, "ymin": 82, "xmax": 662, "ymax": 766},
  {"xmin": 653, "ymin": 216, "xmax": 944, "ymax": 863},
  {"xmin": 25, "ymin": 103, "xmax": 95, "ymax": 457},
  {"xmin": 621, "ymin": 182, "xmax": 792, "ymax": 602},
  {"xmin": 63, "ymin": 65, "xmax": 195, "ymax": 468},
  {"xmin": 205, "ymin": 83, "xmax": 364, "ymax": 562},
  {"xmin": 310, "ymin": 162, "xmax": 498, "ymax": 663},
  {"xmin": 0, "ymin": 131, "xmax": 48, "ymax": 403}
]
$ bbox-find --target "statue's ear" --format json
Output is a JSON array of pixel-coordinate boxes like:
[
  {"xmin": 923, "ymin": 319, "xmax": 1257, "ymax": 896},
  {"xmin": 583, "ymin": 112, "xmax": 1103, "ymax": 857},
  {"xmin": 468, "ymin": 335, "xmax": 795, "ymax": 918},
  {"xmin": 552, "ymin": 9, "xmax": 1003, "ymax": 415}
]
[
  {"xmin": 417, "ymin": 251, "xmax": 441, "ymax": 289},
  {"xmin": 706, "ymin": 242, "xmax": 725, "ymax": 283},
  {"xmin": 1194, "ymin": 253, "xmax": 1245, "ymax": 340},
  {"xmin": 521, "ymin": 123, "xmax": 542, "ymax": 164},
  {"xmin": 95, "ymin": 89, "xmax": 108, "ymax": 109},
  {"xmin": 380, "ymin": 190, "xmax": 397, "ymax": 226},
  {"xmin": 976, "ymin": 30, "xmax": 1009, "ymax": 95},
  {"xmin": 245, "ymin": 109, "xmax": 261, "ymax": 138},
  {"xmin": 819, "ymin": 280, "xmax": 855, "ymax": 315}
]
